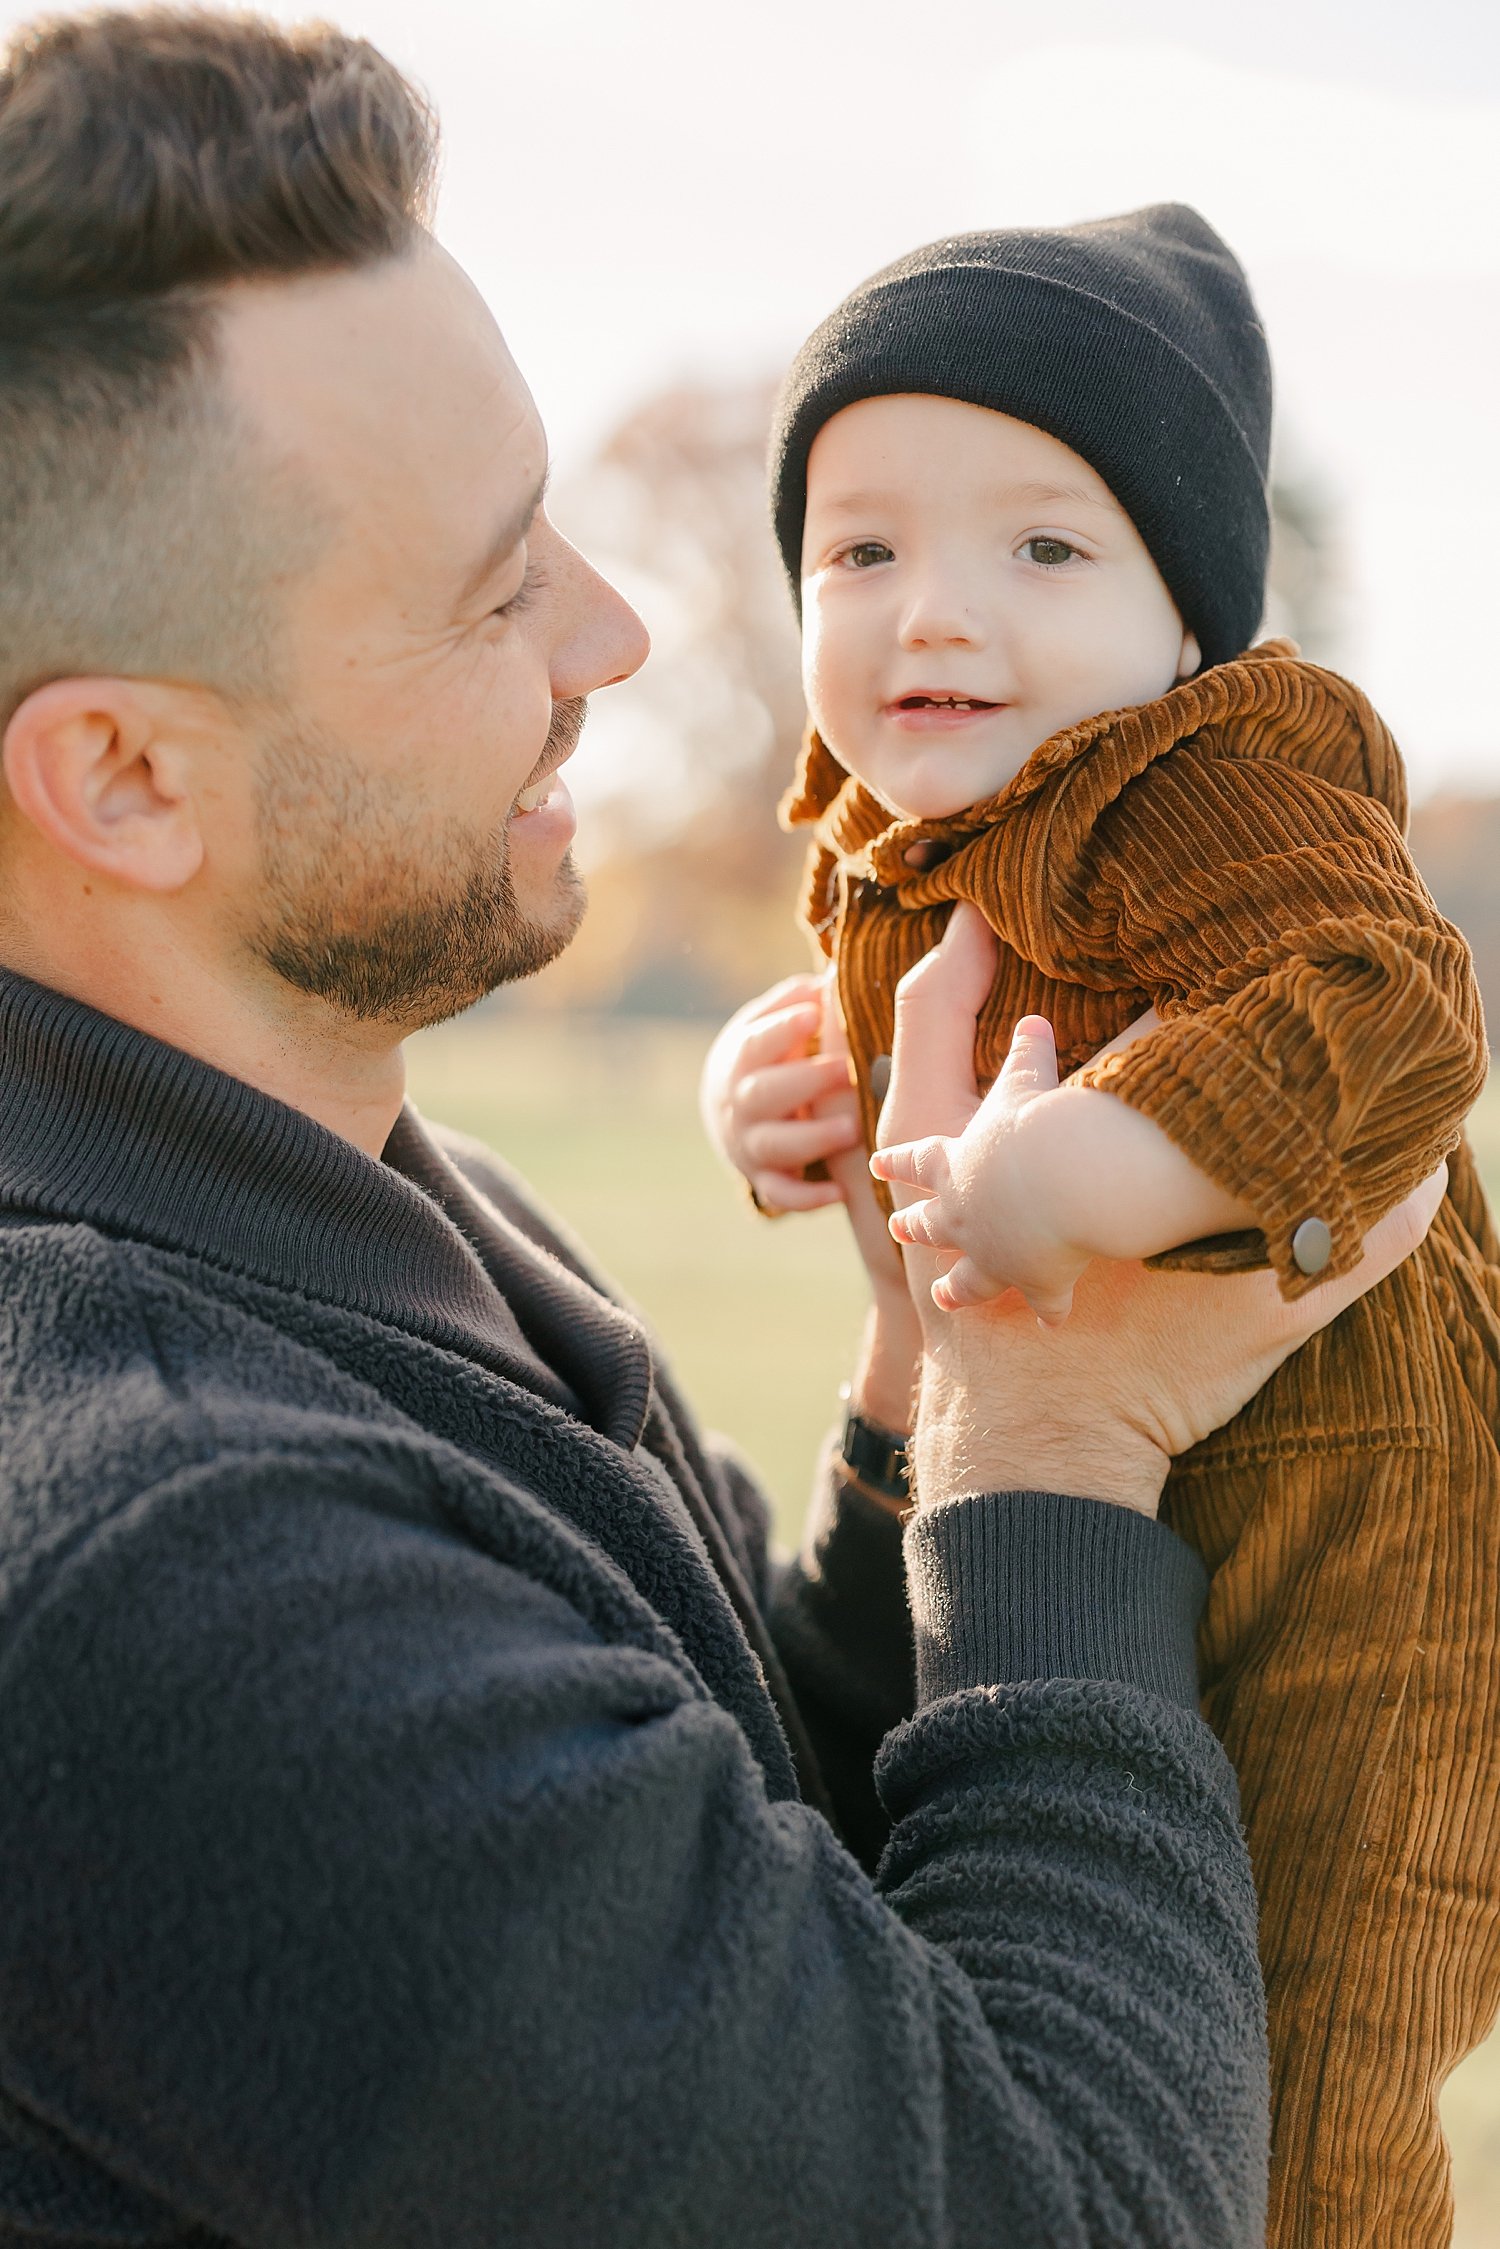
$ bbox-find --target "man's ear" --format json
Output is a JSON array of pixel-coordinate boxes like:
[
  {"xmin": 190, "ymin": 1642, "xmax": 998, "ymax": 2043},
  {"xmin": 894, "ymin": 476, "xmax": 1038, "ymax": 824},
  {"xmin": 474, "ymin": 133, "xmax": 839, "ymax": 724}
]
[
  {"xmin": 1177, "ymin": 629, "xmax": 1202, "ymax": 682},
  {"xmin": 1, "ymin": 678, "xmax": 206, "ymax": 893}
]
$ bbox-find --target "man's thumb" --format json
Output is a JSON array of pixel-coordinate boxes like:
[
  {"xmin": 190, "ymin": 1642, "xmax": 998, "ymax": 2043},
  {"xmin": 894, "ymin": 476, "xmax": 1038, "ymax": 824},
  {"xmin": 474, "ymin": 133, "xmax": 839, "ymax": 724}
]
[{"xmin": 881, "ymin": 903, "xmax": 997, "ymax": 1147}]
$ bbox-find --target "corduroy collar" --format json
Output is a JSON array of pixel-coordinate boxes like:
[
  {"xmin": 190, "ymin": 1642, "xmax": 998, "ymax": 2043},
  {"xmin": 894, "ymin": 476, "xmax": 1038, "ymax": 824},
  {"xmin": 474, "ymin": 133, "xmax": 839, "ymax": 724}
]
[
  {"xmin": 0, "ymin": 967, "xmax": 652, "ymax": 1446},
  {"xmin": 781, "ymin": 640, "xmax": 1405, "ymax": 900}
]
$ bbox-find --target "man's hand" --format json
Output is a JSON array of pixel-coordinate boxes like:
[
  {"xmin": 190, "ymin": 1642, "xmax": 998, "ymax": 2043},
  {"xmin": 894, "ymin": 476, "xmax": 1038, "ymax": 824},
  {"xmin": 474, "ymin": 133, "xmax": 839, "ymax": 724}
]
[{"xmin": 881, "ymin": 906, "xmax": 1448, "ymax": 1516}]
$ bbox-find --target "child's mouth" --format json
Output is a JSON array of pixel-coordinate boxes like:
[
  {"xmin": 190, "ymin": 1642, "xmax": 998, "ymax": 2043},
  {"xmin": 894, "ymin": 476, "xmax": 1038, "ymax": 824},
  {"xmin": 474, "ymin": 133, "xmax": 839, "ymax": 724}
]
[
  {"xmin": 897, "ymin": 695, "xmax": 996, "ymax": 711},
  {"xmin": 885, "ymin": 693, "xmax": 1004, "ymax": 729}
]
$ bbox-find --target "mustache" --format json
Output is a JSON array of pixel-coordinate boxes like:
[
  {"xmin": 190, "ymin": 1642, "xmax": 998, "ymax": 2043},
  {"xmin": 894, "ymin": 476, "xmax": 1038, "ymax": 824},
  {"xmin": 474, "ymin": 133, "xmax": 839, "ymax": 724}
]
[{"xmin": 522, "ymin": 697, "xmax": 589, "ymax": 791}]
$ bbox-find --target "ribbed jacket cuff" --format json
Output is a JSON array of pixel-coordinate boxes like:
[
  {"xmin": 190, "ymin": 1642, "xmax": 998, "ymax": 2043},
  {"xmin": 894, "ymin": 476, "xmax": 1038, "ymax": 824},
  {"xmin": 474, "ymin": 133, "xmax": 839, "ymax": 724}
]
[
  {"xmin": 906, "ymin": 1491, "xmax": 1207, "ymax": 1713},
  {"xmin": 1079, "ymin": 1006, "xmax": 1363, "ymax": 1301}
]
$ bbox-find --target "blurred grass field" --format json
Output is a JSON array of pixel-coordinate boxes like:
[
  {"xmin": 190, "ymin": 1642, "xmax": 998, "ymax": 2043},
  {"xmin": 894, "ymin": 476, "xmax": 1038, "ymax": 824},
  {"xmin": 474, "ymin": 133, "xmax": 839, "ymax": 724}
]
[{"xmin": 406, "ymin": 1010, "xmax": 1500, "ymax": 2238}]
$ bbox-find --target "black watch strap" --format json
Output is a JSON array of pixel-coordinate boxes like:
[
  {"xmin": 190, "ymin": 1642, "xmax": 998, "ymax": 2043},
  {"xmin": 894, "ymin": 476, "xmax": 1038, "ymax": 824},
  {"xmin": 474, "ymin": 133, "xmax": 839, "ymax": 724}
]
[{"xmin": 838, "ymin": 1385, "xmax": 910, "ymax": 1505}]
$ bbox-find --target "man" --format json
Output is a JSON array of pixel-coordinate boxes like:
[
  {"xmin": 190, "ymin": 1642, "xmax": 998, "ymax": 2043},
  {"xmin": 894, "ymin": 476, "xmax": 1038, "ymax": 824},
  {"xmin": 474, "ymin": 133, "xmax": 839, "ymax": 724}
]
[{"xmin": 0, "ymin": 13, "xmax": 1441, "ymax": 2247}]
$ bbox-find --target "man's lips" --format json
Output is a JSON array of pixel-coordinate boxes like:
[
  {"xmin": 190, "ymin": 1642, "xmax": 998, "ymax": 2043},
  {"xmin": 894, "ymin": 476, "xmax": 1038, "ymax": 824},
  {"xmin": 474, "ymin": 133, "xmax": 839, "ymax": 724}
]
[
  {"xmin": 513, "ymin": 697, "xmax": 589, "ymax": 812},
  {"xmin": 513, "ymin": 769, "xmax": 562, "ymax": 813}
]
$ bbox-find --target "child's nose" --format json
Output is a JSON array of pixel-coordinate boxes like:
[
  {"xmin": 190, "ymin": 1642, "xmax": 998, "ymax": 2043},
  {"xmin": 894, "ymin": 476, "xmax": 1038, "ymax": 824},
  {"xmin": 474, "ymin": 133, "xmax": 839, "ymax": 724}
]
[{"xmin": 897, "ymin": 576, "xmax": 988, "ymax": 650}]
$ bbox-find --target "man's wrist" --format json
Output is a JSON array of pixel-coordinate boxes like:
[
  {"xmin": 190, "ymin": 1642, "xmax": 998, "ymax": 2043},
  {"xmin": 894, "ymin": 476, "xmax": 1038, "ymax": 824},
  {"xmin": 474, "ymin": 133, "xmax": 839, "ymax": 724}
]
[{"xmin": 911, "ymin": 1364, "xmax": 1168, "ymax": 1519}]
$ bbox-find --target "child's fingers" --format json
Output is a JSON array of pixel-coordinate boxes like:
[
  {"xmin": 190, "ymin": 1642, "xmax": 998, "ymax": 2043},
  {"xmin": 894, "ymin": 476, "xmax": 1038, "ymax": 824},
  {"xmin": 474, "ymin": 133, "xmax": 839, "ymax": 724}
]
[
  {"xmin": 735, "ymin": 1001, "xmax": 824, "ymax": 1072},
  {"xmin": 886, "ymin": 1197, "xmax": 957, "ymax": 1251},
  {"xmin": 868, "ymin": 1134, "xmax": 951, "ymax": 1193},
  {"xmin": 750, "ymin": 1170, "xmax": 846, "ymax": 1215},
  {"xmin": 996, "ymin": 1015, "xmax": 1060, "ymax": 1100},
  {"xmin": 930, "ymin": 1257, "xmax": 1006, "ymax": 1313},
  {"xmin": 743, "ymin": 1112, "xmax": 861, "ymax": 1171},
  {"xmin": 737, "ymin": 1051, "xmax": 852, "ymax": 1121},
  {"xmin": 758, "ymin": 972, "xmax": 830, "ymax": 1009}
]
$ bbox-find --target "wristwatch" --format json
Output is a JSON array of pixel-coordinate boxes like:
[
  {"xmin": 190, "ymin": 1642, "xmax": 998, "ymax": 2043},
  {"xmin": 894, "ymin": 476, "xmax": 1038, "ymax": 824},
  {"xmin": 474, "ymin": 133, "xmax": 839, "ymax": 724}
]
[{"xmin": 837, "ymin": 1383, "xmax": 910, "ymax": 1506}]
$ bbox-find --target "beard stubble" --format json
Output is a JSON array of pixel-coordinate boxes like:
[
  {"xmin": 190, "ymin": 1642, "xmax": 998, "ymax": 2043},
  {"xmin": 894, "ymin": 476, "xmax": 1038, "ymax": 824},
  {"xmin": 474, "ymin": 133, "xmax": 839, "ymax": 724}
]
[{"xmin": 245, "ymin": 698, "xmax": 590, "ymax": 1030}]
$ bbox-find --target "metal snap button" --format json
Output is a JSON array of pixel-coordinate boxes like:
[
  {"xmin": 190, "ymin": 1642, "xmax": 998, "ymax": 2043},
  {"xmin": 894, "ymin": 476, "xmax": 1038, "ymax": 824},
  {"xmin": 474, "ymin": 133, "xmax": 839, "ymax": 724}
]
[{"xmin": 1291, "ymin": 1216, "xmax": 1333, "ymax": 1276}]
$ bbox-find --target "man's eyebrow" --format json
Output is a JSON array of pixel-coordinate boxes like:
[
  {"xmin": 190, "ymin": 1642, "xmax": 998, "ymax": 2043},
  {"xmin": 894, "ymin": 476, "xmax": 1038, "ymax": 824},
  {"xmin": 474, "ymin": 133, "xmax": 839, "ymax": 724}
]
[{"xmin": 454, "ymin": 466, "xmax": 551, "ymax": 608}]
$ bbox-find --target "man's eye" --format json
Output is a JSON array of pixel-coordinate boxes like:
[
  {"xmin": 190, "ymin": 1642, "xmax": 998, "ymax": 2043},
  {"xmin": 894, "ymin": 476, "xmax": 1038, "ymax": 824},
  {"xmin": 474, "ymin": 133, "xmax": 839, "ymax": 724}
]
[
  {"xmin": 1020, "ymin": 536, "xmax": 1080, "ymax": 568},
  {"xmin": 494, "ymin": 564, "xmax": 543, "ymax": 619},
  {"xmin": 841, "ymin": 540, "xmax": 894, "ymax": 570}
]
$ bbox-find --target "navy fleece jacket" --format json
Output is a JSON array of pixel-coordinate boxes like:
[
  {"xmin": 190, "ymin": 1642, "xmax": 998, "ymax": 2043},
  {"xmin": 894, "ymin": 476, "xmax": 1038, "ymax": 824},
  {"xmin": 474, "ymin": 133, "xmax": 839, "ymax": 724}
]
[{"xmin": 0, "ymin": 968, "xmax": 1268, "ymax": 2247}]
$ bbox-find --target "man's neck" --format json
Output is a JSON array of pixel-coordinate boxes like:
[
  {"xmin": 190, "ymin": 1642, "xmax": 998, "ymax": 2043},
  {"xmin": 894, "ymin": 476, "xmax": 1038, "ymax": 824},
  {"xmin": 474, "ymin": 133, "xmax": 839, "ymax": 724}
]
[{"xmin": 0, "ymin": 915, "xmax": 408, "ymax": 1161}]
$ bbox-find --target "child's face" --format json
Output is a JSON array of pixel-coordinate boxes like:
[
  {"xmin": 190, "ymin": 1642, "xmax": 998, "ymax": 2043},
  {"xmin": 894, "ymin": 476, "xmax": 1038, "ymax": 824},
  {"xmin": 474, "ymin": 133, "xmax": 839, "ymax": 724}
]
[{"xmin": 800, "ymin": 395, "xmax": 1201, "ymax": 821}]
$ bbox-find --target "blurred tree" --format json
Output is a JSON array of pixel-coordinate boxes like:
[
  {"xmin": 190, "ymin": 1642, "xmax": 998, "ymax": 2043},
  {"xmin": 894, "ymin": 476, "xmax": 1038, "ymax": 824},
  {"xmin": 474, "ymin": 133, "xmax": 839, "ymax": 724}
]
[
  {"xmin": 537, "ymin": 378, "xmax": 807, "ymax": 1014},
  {"xmin": 531, "ymin": 374, "xmax": 1490, "ymax": 1039},
  {"xmin": 1407, "ymin": 795, "xmax": 1500, "ymax": 1043}
]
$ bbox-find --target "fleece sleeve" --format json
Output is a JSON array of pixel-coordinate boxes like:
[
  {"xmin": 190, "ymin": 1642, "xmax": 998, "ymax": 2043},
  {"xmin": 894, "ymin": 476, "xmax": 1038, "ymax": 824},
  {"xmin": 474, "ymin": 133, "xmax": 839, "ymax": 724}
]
[
  {"xmin": 0, "ymin": 1453, "xmax": 1265, "ymax": 2249},
  {"xmin": 1069, "ymin": 745, "xmax": 1487, "ymax": 1296},
  {"xmin": 766, "ymin": 1442, "xmax": 916, "ymax": 1870}
]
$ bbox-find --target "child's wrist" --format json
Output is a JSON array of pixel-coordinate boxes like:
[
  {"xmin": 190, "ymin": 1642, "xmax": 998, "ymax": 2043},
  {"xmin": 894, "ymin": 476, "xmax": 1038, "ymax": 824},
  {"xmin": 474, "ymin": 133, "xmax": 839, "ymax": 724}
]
[{"xmin": 1008, "ymin": 1095, "xmax": 1097, "ymax": 1266}]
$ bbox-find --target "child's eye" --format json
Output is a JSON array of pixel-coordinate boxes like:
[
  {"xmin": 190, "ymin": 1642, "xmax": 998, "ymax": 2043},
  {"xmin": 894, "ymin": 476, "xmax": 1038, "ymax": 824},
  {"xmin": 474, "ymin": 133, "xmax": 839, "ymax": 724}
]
[
  {"xmin": 1020, "ymin": 536, "xmax": 1081, "ymax": 568},
  {"xmin": 837, "ymin": 540, "xmax": 894, "ymax": 571}
]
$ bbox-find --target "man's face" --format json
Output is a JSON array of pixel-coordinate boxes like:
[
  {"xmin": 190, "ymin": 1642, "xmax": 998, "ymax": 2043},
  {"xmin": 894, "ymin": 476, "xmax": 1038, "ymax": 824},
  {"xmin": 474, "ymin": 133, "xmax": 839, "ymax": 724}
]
[
  {"xmin": 211, "ymin": 243, "xmax": 648, "ymax": 1029},
  {"xmin": 799, "ymin": 394, "xmax": 1199, "ymax": 822}
]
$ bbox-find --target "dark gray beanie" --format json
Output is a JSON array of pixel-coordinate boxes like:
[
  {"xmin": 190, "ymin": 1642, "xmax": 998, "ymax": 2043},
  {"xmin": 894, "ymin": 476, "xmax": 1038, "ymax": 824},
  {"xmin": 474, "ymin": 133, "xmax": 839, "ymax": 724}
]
[{"xmin": 770, "ymin": 203, "xmax": 1272, "ymax": 670}]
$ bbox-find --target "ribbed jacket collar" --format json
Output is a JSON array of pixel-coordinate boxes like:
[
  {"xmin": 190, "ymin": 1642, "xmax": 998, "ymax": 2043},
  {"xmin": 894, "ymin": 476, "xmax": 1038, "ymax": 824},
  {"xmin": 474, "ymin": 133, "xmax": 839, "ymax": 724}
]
[{"xmin": 0, "ymin": 968, "xmax": 651, "ymax": 1446}]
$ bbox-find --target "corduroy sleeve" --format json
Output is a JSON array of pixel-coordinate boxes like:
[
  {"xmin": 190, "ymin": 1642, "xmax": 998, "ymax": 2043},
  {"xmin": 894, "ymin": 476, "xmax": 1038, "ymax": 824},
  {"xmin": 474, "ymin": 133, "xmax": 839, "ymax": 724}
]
[
  {"xmin": 1070, "ymin": 744, "xmax": 1486, "ymax": 1296},
  {"xmin": 0, "ymin": 1449, "xmax": 1267, "ymax": 2249}
]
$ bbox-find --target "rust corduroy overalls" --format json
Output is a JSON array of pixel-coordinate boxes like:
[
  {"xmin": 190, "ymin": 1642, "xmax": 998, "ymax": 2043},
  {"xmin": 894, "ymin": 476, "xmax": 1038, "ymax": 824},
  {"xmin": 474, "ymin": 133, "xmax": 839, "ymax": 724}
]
[{"xmin": 785, "ymin": 641, "xmax": 1500, "ymax": 2248}]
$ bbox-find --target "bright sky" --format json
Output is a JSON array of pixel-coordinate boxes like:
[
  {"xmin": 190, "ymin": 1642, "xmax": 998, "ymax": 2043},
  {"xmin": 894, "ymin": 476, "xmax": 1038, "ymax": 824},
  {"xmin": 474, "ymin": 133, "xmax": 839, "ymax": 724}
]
[{"xmin": 6, "ymin": 0, "xmax": 1497, "ymax": 797}]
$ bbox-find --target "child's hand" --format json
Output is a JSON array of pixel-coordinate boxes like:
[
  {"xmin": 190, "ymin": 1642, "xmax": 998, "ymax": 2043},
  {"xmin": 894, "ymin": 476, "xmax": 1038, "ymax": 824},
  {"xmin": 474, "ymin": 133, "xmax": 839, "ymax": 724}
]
[
  {"xmin": 700, "ymin": 975, "xmax": 862, "ymax": 1214},
  {"xmin": 871, "ymin": 1015, "xmax": 1088, "ymax": 1321}
]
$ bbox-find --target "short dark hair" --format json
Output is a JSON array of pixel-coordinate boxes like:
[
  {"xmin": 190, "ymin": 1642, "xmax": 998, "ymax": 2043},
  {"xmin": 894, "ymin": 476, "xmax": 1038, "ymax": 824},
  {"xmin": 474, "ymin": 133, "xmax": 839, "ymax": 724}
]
[{"xmin": 0, "ymin": 7, "xmax": 440, "ymax": 724}]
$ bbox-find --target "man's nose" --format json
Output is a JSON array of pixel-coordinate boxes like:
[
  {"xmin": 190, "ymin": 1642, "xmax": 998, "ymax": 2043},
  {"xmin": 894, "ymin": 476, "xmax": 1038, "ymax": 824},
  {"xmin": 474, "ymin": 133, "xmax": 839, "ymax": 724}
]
[{"xmin": 550, "ymin": 532, "xmax": 651, "ymax": 697}]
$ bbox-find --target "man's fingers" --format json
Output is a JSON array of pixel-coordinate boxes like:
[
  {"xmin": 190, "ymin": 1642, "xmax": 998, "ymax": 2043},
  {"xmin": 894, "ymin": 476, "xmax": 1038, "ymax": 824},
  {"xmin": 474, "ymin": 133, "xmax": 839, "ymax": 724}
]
[
  {"xmin": 1300, "ymin": 1162, "xmax": 1449, "ymax": 1322},
  {"xmin": 882, "ymin": 904, "xmax": 998, "ymax": 1148},
  {"xmin": 744, "ymin": 1112, "xmax": 861, "ymax": 1171},
  {"xmin": 996, "ymin": 1014, "xmax": 1060, "ymax": 1099}
]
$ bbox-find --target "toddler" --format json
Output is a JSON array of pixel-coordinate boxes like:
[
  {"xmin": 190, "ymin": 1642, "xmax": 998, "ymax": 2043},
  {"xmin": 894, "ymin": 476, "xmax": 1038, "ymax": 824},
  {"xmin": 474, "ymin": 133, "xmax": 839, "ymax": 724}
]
[{"xmin": 709, "ymin": 206, "xmax": 1500, "ymax": 2247}]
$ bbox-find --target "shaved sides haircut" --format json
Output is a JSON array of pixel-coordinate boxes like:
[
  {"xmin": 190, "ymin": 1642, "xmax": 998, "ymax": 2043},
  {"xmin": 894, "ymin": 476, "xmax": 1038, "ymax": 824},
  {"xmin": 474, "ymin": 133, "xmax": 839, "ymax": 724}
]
[{"xmin": 0, "ymin": 7, "xmax": 438, "ymax": 725}]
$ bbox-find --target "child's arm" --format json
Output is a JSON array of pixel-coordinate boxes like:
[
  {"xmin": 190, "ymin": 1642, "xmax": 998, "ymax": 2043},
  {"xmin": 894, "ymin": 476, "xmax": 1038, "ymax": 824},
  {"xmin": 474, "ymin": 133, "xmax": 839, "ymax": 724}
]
[
  {"xmin": 969, "ymin": 702, "xmax": 1487, "ymax": 1304},
  {"xmin": 872, "ymin": 972, "xmax": 1255, "ymax": 1316},
  {"xmin": 1079, "ymin": 746, "xmax": 1485, "ymax": 1297}
]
